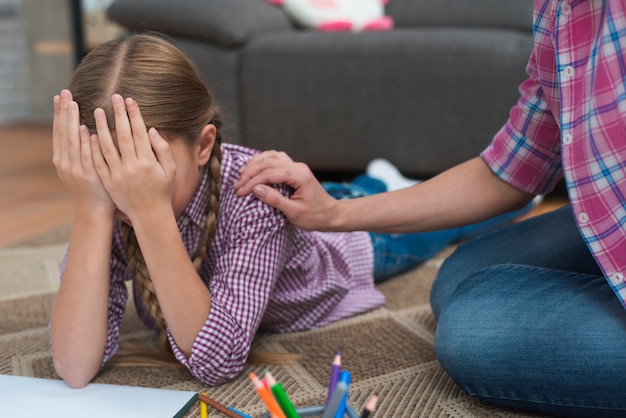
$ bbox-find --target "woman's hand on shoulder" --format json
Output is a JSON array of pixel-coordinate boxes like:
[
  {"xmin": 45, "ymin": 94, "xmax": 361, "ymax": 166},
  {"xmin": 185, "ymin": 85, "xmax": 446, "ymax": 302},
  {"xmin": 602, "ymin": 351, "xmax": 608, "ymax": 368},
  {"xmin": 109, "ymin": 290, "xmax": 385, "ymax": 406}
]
[
  {"xmin": 52, "ymin": 89, "xmax": 115, "ymax": 216},
  {"xmin": 234, "ymin": 151, "xmax": 340, "ymax": 231}
]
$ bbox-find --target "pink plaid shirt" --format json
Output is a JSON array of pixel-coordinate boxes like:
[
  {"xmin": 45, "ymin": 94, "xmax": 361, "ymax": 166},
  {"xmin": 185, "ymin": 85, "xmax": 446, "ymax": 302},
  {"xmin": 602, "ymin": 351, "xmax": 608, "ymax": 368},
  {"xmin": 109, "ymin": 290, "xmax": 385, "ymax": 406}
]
[
  {"xmin": 80, "ymin": 143, "xmax": 383, "ymax": 386},
  {"xmin": 482, "ymin": 0, "xmax": 626, "ymax": 307}
]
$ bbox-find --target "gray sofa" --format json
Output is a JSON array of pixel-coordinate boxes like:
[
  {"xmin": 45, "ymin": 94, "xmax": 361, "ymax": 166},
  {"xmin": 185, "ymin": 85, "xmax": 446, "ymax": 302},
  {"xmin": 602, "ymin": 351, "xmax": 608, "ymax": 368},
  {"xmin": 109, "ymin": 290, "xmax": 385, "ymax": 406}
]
[{"xmin": 108, "ymin": 0, "xmax": 534, "ymax": 177}]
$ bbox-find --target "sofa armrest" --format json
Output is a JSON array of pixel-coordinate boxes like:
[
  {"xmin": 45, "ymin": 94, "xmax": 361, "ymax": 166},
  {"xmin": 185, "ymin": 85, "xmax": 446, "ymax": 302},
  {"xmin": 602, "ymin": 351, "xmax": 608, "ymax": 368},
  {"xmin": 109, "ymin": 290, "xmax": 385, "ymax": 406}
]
[
  {"xmin": 387, "ymin": 0, "xmax": 533, "ymax": 32},
  {"xmin": 107, "ymin": 0, "xmax": 294, "ymax": 48}
]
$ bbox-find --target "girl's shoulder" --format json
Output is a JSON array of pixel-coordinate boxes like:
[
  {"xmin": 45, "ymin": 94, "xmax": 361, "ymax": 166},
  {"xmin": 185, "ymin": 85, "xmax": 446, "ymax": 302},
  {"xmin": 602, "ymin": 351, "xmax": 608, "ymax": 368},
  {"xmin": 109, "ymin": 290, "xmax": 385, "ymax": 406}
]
[
  {"xmin": 219, "ymin": 142, "xmax": 293, "ymax": 204},
  {"xmin": 221, "ymin": 143, "xmax": 260, "ymax": 160},
  {"xmin": 219, "ymin": 143, "xmax": 260, "ymax": 180}
]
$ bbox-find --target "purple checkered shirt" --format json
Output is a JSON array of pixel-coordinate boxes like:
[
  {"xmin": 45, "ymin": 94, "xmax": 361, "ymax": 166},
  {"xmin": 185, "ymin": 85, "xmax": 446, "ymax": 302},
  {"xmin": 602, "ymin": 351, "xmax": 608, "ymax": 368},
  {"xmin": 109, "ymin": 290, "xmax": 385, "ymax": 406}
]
[
  {"xmin": 482, "ymin": 0, "xmax": 626, "ymax": 307},
  {"xmin": 95, "ymin": 143, "xmax": 383, "ymax": 386}
]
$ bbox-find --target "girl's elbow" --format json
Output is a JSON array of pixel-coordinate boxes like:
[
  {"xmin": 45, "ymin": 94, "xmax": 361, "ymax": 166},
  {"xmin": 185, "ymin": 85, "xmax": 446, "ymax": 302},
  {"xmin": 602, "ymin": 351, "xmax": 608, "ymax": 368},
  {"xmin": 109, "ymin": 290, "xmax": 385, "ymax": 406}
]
[
  {"xmin": 63, "ymin": 375, "xmax": 91, "ymax": 389},
  {"xmin": 53, "ymin": 357, "xmax": 97, "ymax": 389}
]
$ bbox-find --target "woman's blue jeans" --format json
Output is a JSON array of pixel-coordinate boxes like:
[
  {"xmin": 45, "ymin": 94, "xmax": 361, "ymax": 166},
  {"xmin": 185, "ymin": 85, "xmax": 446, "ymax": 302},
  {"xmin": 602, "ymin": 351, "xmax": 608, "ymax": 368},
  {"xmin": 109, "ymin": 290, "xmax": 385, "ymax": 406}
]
[
  {"xmin": 431, "ymin": 205, "xmax": 626, "ymax": 417},
  {"xmin": 322, "ymin": 175, "xmax": 537, "ymax": 282}
]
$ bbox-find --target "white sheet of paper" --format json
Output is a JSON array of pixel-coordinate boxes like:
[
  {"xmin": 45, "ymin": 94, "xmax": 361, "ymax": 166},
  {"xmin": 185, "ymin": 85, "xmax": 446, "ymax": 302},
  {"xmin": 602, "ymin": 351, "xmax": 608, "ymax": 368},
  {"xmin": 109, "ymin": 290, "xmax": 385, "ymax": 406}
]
[{"xmin": 0, "ymin": 374, "xmax": 197, "ymax": 418}]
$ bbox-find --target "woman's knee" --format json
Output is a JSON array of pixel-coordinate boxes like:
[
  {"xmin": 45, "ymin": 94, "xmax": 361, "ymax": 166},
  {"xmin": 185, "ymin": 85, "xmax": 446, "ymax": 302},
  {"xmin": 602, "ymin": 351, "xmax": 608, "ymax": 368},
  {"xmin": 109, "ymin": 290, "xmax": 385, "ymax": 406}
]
[
  {"xmin": 430, "ymin": 239, "xmax": 493, "ymax": 318},
  {"xmin": 433, "ymin": 267, "xmax": 504, "ymax": 394},
  {"xmin": 433, "ymin": 264, "xmax": 546, "ymax": 386},
  {"xmin": 433, "ymin": 264, "xmax": 626, "ymax": 415}
]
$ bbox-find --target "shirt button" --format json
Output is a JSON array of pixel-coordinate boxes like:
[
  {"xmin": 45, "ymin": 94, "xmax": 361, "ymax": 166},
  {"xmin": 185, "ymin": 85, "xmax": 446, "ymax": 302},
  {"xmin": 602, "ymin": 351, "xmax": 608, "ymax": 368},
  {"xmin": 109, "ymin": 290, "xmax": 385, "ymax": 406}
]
[
  {"xmin": 561, "ymin": 3, "xmax": 572, "ymax": 16},
  {"xmin": 562, "ymin": 66, "xmax": 575, "ymax": 78},
  {"xmin": 563, "ymin": 133, "xmax": 572, "ymax": 144},
  {"xmin": 577, "ymin": 212, "xmax": 589, "ymax": 224},
  {"xmin": 182, "ymin": 217, "xmax": 190, "ymax": 226},
  {"xmin": 610, "ymin": 272, "xmax": 624, "ymax": 286}
]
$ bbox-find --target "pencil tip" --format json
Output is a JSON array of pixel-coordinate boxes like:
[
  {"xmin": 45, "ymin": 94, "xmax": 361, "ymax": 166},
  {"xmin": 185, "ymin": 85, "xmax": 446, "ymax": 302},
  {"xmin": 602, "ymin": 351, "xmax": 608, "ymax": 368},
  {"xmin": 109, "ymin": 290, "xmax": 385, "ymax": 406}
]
[{"xmin": 366, "ymin": 394, "xmax": 379, "ymax": 410}]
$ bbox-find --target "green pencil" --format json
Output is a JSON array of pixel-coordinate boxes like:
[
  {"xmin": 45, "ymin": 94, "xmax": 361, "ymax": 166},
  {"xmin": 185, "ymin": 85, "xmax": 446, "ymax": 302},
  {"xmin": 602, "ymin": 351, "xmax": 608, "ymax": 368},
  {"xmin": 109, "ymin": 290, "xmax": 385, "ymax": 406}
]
[{"xmin": 265, "ymin": 370, "xmax": 300, "ymax": 418}]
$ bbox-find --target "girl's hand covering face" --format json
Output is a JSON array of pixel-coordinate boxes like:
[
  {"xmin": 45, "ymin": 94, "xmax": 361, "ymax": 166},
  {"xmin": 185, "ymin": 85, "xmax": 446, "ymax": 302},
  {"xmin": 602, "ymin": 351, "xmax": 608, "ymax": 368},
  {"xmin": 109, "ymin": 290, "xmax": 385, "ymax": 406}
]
[
  {"xmin": 90, "ymin": 94, "xmax": 177, "ymax": 223},
  {"xmin": 52, "ymin": 89, "xmax": 115, "ymax": 215}
]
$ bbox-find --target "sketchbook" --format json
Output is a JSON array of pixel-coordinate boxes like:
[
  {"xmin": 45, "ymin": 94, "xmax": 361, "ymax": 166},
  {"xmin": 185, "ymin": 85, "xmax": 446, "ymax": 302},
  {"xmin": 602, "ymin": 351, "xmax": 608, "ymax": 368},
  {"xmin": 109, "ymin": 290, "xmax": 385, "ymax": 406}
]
[{"xmin": 0, "ymin": 374, "xmax": 198, "ymax": 418}]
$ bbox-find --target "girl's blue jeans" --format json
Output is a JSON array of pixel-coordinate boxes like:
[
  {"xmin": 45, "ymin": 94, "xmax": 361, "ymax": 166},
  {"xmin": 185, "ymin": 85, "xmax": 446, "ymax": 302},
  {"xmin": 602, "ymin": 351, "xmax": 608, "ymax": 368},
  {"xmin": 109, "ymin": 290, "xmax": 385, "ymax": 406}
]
[
  {"xmin": 322, "ymin": 175, "xmax": 537, "ymax": 282},
  {"xmin": 431, "ymin": 205, "xmax": 626, "ymax": 417}
]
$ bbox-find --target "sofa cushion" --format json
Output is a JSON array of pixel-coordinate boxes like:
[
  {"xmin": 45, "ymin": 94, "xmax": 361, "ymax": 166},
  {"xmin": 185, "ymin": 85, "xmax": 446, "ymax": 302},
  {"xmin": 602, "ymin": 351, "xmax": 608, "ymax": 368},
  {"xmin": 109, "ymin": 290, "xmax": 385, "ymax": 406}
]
[
  {"xmin": 107, "ymin": 0, "xmax": 294, "ymax": 47},
  {"xmin": 240, "ymin": 28, "xmax": 533, "ymax": 174},
  {"xmin": 387, "ymin": 0, "xmax": 533, "ymax": 32}
]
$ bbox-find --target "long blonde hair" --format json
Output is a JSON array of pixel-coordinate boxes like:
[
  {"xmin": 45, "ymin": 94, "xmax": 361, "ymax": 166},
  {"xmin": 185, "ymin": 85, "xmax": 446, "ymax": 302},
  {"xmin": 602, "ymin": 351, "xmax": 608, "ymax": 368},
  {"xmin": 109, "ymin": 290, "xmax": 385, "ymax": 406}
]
[{"xmin": 69, "ymin": 33, "xmax": 297, "ymax": 368}]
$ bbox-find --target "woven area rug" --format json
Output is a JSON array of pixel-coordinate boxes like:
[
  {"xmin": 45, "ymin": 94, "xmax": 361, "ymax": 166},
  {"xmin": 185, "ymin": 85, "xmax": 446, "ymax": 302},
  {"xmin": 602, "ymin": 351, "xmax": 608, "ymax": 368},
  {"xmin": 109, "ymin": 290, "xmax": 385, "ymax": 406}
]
[{"xmin": 0, "ymin": 225, "xmax": 553, "ymax": 417}]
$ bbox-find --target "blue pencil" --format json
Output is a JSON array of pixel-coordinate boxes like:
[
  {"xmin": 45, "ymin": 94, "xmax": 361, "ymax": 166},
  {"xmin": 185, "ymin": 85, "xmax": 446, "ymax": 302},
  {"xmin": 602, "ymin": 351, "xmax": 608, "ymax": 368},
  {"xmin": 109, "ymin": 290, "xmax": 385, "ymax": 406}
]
[
  {"xmin": 333, "ymin": 370, "xmax": 351, "ymax": 418},
  {"xmin": 226, "ymin": 405, "xmax": 253, "ymax": 418}
]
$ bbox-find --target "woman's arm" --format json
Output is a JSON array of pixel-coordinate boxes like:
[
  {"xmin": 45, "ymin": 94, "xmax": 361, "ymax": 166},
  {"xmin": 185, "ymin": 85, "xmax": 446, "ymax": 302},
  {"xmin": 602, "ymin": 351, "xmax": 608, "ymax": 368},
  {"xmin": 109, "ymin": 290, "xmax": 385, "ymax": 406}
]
[
  {"xmin": 335, "ymin": 157, "xmax": 534, "ymax": 233},
  {"xmin": 49, "ymin": 90, "xmax": 117, "ymax": 388},
  {"xmin": 235, "ymin": 154, "xmax": 534, "ymax": 233}
]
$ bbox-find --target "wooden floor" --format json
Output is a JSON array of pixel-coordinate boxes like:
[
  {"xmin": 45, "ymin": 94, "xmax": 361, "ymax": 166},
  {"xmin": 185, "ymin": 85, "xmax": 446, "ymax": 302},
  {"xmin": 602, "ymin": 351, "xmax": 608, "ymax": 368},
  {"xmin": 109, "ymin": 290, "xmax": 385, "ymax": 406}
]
[
  {"xmin": 0, "ymin": 123, "xmax": 568, "ymax": 249},
  {"xmin": 0, "ymin": 123, "xmax": 74, "ymax": 248}
]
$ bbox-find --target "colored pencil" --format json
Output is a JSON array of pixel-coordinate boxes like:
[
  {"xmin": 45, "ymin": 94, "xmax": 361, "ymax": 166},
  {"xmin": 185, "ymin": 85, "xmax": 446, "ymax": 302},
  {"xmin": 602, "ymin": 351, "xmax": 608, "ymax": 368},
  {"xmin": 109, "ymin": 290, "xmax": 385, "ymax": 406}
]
[
  {"xmin": 360, "ymin": 394, "xmax": 378, "ymax": 418},
  {"xmin": 321, "ymin": 381, "xmax": 347, "ymax": 418},
  {"xmin": 198, "ymin": 392, "xmax": 244, "ymax": 418},
  {"xmin": 227, "ymin": 405, "xmax": 253, "ymax": 418},
  {"xmin": 293, "ymin": 405, "xmax": 325, "ymax": 416},
  {"xmin": 333, "ymin": 370, "xmax": 352, "ymax": 418},
  {"xmin": 200, "ymin": 398, "xmax": 208, "ymax": 418},
  {"xmin": 260, "ymin": 406, "xmax": 325, "ymax": 418},
  {"xmin": 326, "ymin": 352, "xmax": 342, "ymax": 405},
  {"xmin": 265, "ymin": 370, "xmax": 300, "ymax": 418},
  {"xmin": 346, "ymin": 405, "xmax": 360, "ymax": 418},
  {"xmin": 249, "ymin": 372, "xmax": 287, "ymax": 418}
]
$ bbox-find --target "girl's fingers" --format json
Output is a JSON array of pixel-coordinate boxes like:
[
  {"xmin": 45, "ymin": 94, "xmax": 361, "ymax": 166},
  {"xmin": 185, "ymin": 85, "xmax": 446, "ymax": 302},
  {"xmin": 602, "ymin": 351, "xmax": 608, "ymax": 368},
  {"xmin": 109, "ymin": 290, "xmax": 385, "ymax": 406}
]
[
  {"xmin": 52, "ymin": 95, "xmax": 61, "ymax": 163},
  {"xmin": 67, "ymin": 100, "xmax": 82, "ymax": 168},
  {"xmin": 90, "ymin": 133, "xmax": 111, "ymax": 180},
  {"xmin": 79, "ymin": 125, "xmax": 94, "ymax": 170},
  {"xmin": 149, "ymin": 128, "xmax": 175, "ymax": 176},
  {"xmin": 125, "ymin": 97, "xmax": 154, "ymax": 160},
  {"xmin": 52, "ymin": 90, "xmax": 73, "ymax": 165},
  {"xmin": 94, "ymin": 107, "xmax": 121, "ymax": 169},
  {"xmin": 111, "ymin": 94, "xmax": 137, "ymax": 159}
]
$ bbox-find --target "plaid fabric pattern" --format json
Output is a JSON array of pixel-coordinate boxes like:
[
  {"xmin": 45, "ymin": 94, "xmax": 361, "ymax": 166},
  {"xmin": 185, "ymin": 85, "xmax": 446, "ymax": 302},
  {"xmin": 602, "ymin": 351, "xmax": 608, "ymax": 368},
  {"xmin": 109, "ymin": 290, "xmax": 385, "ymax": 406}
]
[
  {"xmin": 482, "ymin": 0, "xmax": 626, "ymax": 307},
  {"xmin": 96, "ymin": 143, "xmax": 383, "ymax": 386}
]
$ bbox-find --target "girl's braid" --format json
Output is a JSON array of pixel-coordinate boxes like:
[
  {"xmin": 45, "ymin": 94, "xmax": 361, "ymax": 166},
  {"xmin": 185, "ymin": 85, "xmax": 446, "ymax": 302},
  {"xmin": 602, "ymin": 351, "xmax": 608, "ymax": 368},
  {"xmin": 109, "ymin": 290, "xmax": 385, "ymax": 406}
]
[
  {"xmin": 191, "ymin": 115, "xmax": 223, "ymax": 270},
  {"xmin": 121, "ymin": 222, "xmax": 172, "ymax": 355},
  {"xmin": 191, "ymin": 143, "xmax": 222, "ymax": 270}
]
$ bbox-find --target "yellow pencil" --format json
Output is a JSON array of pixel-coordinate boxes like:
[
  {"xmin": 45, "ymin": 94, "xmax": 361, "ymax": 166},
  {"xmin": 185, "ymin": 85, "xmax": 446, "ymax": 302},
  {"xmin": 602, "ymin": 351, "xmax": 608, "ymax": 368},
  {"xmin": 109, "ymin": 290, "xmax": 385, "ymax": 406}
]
[{"xmin": 200, "ymin": 392, "xmax": 208, "ymax": 418}]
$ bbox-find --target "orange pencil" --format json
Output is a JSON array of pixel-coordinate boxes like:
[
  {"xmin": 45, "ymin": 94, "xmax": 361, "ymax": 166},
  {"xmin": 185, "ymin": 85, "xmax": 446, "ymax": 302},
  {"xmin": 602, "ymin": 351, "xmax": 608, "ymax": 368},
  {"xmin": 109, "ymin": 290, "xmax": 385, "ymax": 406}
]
[{"xmin": 249, "ymin": 372, "xmax": 287, "ymax": 418}]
